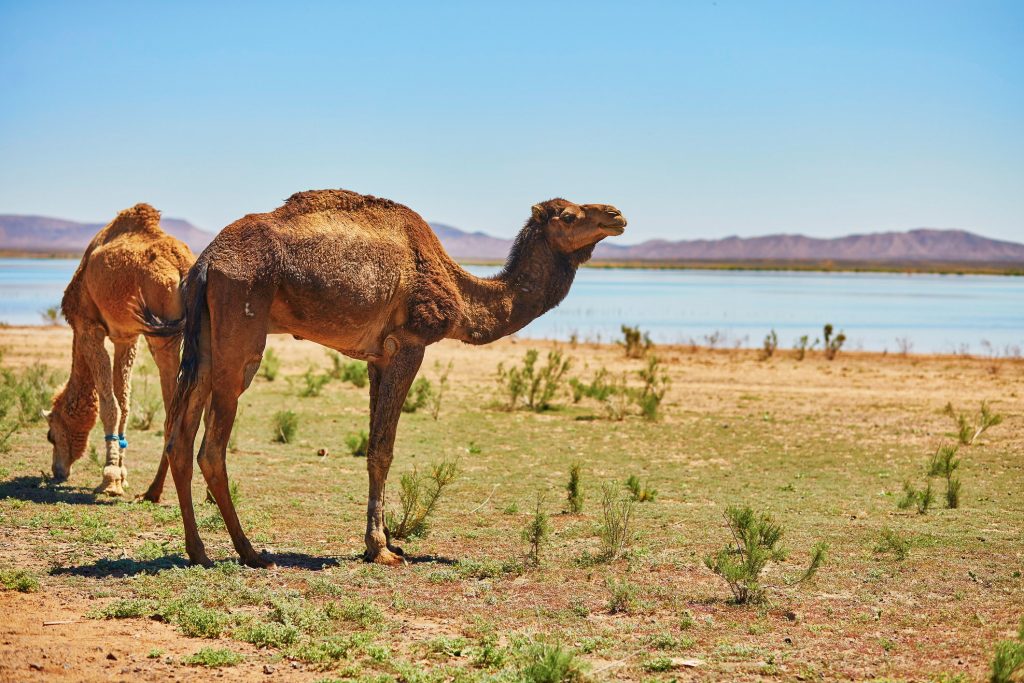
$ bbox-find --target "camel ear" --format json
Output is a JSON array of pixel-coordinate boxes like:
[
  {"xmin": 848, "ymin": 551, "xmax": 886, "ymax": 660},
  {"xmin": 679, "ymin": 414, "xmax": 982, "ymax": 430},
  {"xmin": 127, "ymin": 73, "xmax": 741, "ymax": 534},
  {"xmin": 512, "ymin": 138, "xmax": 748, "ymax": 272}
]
[
  {"xmin": 41, "ymin": 409, "xmax": 52, "ymax": 420},
  {"xmin": 531, "ymin": 204, "xmax": 546, "ymax": 223}
]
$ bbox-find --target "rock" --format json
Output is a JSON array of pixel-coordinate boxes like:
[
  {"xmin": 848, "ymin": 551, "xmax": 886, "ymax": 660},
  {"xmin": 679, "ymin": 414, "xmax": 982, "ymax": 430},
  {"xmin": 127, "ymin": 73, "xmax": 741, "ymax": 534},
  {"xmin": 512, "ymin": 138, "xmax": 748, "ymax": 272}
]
[
  {"xmin": 785, "ymin": 610, "xmax": 799, "ymax": 622},
  {"xmin": 106, "ymin": 653, "xmax": 117, "ymax": 661},
  {"xmin": 264, "ymin": 664, "xmax": 275, "ymax": 674},
  {"xmin": 317, "ymin": 448, "xmax": 328, "ymax": 457},
  {"xmin": 29, "ymin": 663, "xmax": 43, "ymax": 671}
]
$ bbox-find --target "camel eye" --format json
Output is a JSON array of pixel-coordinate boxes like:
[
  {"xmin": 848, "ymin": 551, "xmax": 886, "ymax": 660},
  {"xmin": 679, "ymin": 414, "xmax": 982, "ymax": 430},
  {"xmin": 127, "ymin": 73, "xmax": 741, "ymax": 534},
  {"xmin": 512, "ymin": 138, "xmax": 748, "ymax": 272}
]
[
  {"xmin": 562, "ymin": 213, "xmax": 577, "ymax": 224},
  {"xmin": 46, "ymin": 429, "xmax": 55, "ymax": 445}
]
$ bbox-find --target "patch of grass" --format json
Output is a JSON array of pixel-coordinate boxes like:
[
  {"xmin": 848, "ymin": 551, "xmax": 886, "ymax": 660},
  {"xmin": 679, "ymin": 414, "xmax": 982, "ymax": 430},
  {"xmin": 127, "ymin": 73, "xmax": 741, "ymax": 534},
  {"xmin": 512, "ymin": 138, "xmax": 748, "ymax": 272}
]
[
  {"xmin": 234, "ymin": 619, "xmax": 300, "ymax": 648},
  {"xmin": 182, "ymin": 647, "xmax": 244, "ymax": 668},
  {"xmin": 496, "ymin": 349, "xmax": 571, "ymax": 412},
  {"xmin": 0, "ymin": 568, "xmax": 39, "ymax": 592},
  {"xmin": 327, "ymin": 353, "xmax": 368, "ymax": 388},
  {"xmin": 873, "ymin": 527, "xmax": 912, "ymax": 560},
  {"xmin": 89, "ymin": 597, "xmax": 155, "ymax": 619},
  {"xmin": 300, "ymin": 367, "xmax": 331, "ymax": 397},
  {"xmin": 989, "ymin": 617, "xmax": 1024, "ymax": 683},
  {"xmin": 518, "ymin": 642, "xmax": 588, "ymax": 683},
  {"xmin": 428, "ymin": 360, "xmax": 452, "ymax": 420},
  {"xmin": 898, "ymin": 480, "xmax": 934, "ymax": 514},
  {"xmin": 288, "ymin": 634, "xmax": 371, "ymax": 669},
  {"xmin": 272, "ymin": 410, "xmax": 299, "ymax": 443},
  {"xmin": 522, "ymin": 494, "xmax": 552, "ymax": 567},
  {"xmin": 402, "ymin": 377, "xmax": 432, "ymax": 413},
  {"xmin": 605, "ymin": 576, "xmax": 638, "ymax": 614},
  {"xmin": 346, "ymin": 430, "xmax": 368, "ymax": 457},
  {"xmin": 566, "ymin": 462, "xmax": 584, "ymax": 514},
  {"xmin": 626, "ymin": 474, "xmax": 657, "ymax": 502},
  {"xmin": 385, "ymin": 459, "xmax": 458, "ymax": 540},
  {"xmin": 173, "ymin": 603, "xmax": 229, "ymax": 638},
  {"xmin": 260, "ymin": 348, "xmax": 280, "ymax": 381},
  {"xmin": 636, "ymin": 354, "xmax": 670, "ymax": 421}
]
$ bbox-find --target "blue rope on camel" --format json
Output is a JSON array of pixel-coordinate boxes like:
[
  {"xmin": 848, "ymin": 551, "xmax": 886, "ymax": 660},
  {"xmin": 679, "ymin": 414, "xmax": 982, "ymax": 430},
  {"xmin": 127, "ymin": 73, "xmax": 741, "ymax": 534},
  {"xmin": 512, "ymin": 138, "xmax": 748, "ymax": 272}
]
[{"xmin": 105, "ymin": 434, "xmax": 128, "ymax": 449}]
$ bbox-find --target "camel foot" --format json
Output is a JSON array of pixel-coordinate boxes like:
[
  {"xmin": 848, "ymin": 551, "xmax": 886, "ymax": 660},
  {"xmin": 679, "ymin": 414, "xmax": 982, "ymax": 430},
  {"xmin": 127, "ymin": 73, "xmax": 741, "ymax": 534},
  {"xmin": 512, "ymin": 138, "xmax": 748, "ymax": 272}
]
[
  {"xmin": 135, "ymin": 488, "xmax": 162, "ymax": 504},
  {"xmin": 187, "ymin": 549, "xmax": 214, "ymax": 568},
  {"xmin": 95, "ymin": 469, "xmax": 125, "ymax": 497},
  {"xmin": 365, "ymin": 547, "xmax": 406, "ymax": 566},
  {"xmin": 240, "ymin": 551, "xmax": 276, "ymax": 570}
]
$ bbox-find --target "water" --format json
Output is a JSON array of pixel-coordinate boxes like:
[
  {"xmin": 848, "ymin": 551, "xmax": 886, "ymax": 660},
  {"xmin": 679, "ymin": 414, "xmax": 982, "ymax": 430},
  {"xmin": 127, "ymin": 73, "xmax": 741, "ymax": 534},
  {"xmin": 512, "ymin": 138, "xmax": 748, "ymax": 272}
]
[{"xmin": 2, "ymin": 258, "xmax": 1021, "ymax": 354}]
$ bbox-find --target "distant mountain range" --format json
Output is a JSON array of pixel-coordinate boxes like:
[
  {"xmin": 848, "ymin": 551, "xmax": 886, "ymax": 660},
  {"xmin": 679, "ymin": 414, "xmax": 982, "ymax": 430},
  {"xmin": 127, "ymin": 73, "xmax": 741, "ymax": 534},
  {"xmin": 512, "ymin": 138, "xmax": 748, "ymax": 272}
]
[
  {"xmin": 2, "ymin": 212, "xmax": 1022, "ymax": 264},
  {"xmin": 0, "ymin": 215, "xmax": 213, "ymax": 254},
  {"xmin": 431, "ymin": 223, "xmax": 1024, "ymax": 263}
]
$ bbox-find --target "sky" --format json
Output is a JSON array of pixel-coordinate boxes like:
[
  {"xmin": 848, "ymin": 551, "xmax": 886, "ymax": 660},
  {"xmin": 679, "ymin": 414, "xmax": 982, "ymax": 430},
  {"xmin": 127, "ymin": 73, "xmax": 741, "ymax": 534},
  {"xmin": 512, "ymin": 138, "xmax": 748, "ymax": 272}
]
[{"xmin": 0, "ymin": 1, "xmax": 1021, "ymax": 243}]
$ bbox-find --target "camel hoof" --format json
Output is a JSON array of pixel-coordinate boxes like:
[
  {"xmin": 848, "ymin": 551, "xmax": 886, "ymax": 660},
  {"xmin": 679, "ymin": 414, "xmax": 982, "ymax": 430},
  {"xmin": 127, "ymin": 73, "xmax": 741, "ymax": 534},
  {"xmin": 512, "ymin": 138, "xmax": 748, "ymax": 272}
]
[
  {"xmin": 241, "ymin": 552, "xmax": 276, "ymax": 570},
  {"xmin": 136, "ymin": 490, "xmax": 162, "ymax": 504},
  {"xmin": 188, "ymin": 552, "xmax": 215, "ymax": 568},
  {"xmin": 95, "ymin": 480, "xmax": 125, "ymax": 497},
  {"xmin": 367, "ymin": 548, "xmax": 406, "ymax": 567}
]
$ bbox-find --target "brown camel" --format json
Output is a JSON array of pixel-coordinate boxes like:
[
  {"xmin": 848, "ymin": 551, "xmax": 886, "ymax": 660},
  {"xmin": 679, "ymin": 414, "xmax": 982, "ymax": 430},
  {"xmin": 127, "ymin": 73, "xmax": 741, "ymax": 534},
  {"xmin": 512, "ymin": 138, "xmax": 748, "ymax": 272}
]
[
  {"xmin": 161, "ymin": 189, "xmax": 625, "ymax": 567},
  {"xmin": 47, "ymin": 203, "xmax": 195, "ymax": 499}
]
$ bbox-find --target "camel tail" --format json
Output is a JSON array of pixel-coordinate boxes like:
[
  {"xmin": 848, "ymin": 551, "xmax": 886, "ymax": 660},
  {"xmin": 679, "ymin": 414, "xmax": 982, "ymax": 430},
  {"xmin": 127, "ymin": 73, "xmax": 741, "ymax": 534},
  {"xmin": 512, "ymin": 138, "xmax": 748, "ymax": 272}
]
[
  {"xmin": 168, "ymin": 257, "xmax": 210, "ymax": 419},
  {"xmin": 132, "ymin": 295, "xmax": 186, "ymax": 338}
]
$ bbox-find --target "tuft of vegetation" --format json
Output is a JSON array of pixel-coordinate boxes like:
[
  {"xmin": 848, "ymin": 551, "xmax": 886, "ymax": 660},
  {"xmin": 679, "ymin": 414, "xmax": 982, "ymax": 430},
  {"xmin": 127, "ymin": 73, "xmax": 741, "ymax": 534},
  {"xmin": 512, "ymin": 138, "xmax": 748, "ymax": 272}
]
[
  {"xmin": 566, "ymin": 462, "xmax": 584, "ymax": 514},
  {"xmin": 272, "ymin": 410, "xmax": 299, "ymax": 443},
  {"xmin": 260, "ymin": 348, "xmax": 280, "ymax": 381},
  {"xmin": 951, "ymin": 401, "xmax": 1005, "ymax": 446},
  {"xmin": 39, "ymin": 305, "xmax": 62, "ymax": 325},
  {"xmin": 793, "ymin": 334, "xmax": 817, "ymax": 361},
  {"xmin": 402, "ymin": 377, "xmax": 433, "ymax": 413},
  {"xmin": 346, "ymin": 430, "xmax": 369, "ymax": 457},
  {"xmin": 522, "ymin": 494, "xmax": 552, "ymax": 568},
  {"xmin": 873, "ymin": 527, "xmax": 912, "ymax": 560},
  {"xmin": 636, "ymin": 354, "xmax": 670, "ymax": 421},
  {"xmin": 599, "ymin": 482, "xmax": 635, "ymax": 561},
  {"xmin": 927, "ymin": 444, "xmax": 963, "ymax": 509},
  {"xmin": 989, "ymin": 617, "xmax": 1024, "ymax": 683},
  {"xmin": 0, "ymin": 362, "xmax": 60, "ymax": 452},
  {"xmin": 619, "ymin": 324, "xmax": 653, "ymax": 359},
  {"xmin": 823, "ymin": 324, "xmax": 846, "ymax": 361},
  {"xmin": 898, "ymin": 480, "xmax": 934, "ymax": 514},
  {"xmin": 129, "ymin": 357, "xmax": 161, "ymax": 430},
  {"xmin": 327, "ymin": 352, "xmax": 369, "ymax": 388},
  {"xmin": 428, "ymin": 360, "xmax": 453, "ymax": 420},
  {"xmin": 497, "ymin": 349, "xmax": 572, "ymax": 412},
  {"xmin": 182, "ymin": 647, "xmax": 244, "ymax": 668},
  {"xmin": 518, "ymin": 642, "xmax": 588, "ymax": 683},
  {"xmin": 626, "ymin": 474, "xmax": 657, "ymax": 502},
  {"xmin": 299, "ymin": 367, "xmax": 331, "ymax": 397},
  {"xmin": 758, "ymin": 329, "xmax": 778, "ymax": 361},
  {"xmin": 0, "ymin": 568, "xmax": 40, "ymax": 592},
  {"xmin": 385, "ymin": 459, "xmax": 459, "ymax": 540},
  {"xmin": 605, "ymin": 576, "xmax": 639, "ymax": 614}
]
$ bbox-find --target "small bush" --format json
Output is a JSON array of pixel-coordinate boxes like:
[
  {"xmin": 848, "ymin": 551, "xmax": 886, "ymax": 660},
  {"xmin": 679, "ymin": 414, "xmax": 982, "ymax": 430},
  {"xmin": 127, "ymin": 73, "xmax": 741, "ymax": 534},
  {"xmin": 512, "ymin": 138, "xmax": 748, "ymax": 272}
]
[
  {"xmin": 522, "ymin": 494, "xmax": 552, "ymax": 568},
  {"xmin": 759, "ymin": 329, "xmax": 778, "ymax": 361},
  {"xmin": 952, "ymin": 401, "xmax": 1005, "ymax": 445},
  {"xmin": 183, "ymin": 647, "xmax": 244, "ymax": 668},
  {"xmin": 260, "ymin": 348, "xmax": 280, "ymax": 381},
  {"xmin": 989, "ymin": 617, "xmax": 1024, "ymax": 683},
  {"xmin": 299, "ymin": 367, "xmax": 331, "ymax": 397},
  {"xmin": 272, "ymin": 410, "xmax": 299, "ymax": 443},
  {"xmin": 234, "ymin": 620, "xmax": 299, "ymax": 648},
  {"xmin": 823, "ymin": 324, "xmax": 846, "ymax": 361},
  {"xmin": 0, "ymin": 568, "xmax": 40, "ymax": 593},
  {"xmin": 873, "ymin": 527, "xmax": 912, "ymax": 560},
  {"xmin": 898, "ymin": 480, "xmax": 934, "ymax": 514},
  {"xmin": 402, "ymin": 377, "xmax": 433, "ymax": 413},
  {"xmin": 619, "ymin": 324, "xmax": 653, "ymax": 359},
  {"xmin": 928, "ymin": 445, "xmax": 960, "ymax": 478},
  {"xmin": 386, "ymin": 459, "xmax": 459, "ymax": 540},
  {"xmin": 566, "ymin": 462, "xmax": 584, "ymax": 514},
  {"xmin": 518, "ymin": 642, "xmax": 588, "ymax": 683},
  {"xmin": 626, "ymin": 474, "xmax": 657, "ymax": 502},
  {"xmin": 704, "ymin": 506, "xmax": 786, "ymax": 604},
  {"xmin": 599, "ymin": 482, "xmax": 635, "ymax": 560},
  {"xmin": 346, "ymin": 430, "xmax": 369, "ymax": 457},
  {"xmin": 174, "ymin": 605, "xmax": 228, "ymax": 638},
  {"xmin": 605, "ymin": 576, "xmax": 638, "ymax": 614},
  {"xmin": 328, "ymin": 352, "xmax": 369, "ymax": 388},
  {"xmin": 793, "ymin": 335, "xmax": 817, "ymax": 360},
  {"xmin": 429, "ymin": 360, "xmax": 453, "ymax": 420},
  {"xmin": 946, "ymin": 477, "xmax": 962, "ymax": 509},
  {"xmin": 89, "ymin": 598, "xmax": 154, "ymax": 619},
  {"xmin": 497, "ymin": 349, "xmax": 571, "ymax": 412},
  {"xmin": 636, "ymin": 354, "xmax": 670, "ymax": 421},
  {"xmin": 40, "ymin": 305, "xmax": 62, "ymax": 325}
]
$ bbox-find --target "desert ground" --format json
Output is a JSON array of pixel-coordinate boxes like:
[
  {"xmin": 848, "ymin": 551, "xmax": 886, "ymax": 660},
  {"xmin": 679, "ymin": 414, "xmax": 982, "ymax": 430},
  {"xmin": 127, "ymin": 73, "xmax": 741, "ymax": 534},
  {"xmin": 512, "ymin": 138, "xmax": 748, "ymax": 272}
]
[{"xmin": 0, "ymin": 326, "xmax": 1021, "ymax": 682}]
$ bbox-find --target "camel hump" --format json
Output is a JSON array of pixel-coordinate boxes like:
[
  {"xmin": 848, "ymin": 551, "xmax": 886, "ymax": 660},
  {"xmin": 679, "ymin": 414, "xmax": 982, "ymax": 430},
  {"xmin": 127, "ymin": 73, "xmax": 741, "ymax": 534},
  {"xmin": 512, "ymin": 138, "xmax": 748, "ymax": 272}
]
[
  {"xmin": 280, "ymin": 189, "xmax": 402, "ymax": 216},
  {"xmin": 109, "ymin": 203, "xmax": 162, "ymax": 232}
]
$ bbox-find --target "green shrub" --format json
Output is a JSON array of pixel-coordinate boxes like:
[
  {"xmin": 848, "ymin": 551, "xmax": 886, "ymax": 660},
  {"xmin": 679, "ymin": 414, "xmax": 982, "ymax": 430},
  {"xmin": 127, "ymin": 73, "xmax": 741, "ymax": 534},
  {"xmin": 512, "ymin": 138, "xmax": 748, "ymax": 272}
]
[
  {"xmin": 183, "ymin": 647, "xmax": 244, "ymax": 667},
  {"xmin": 174, "ymin": 604, "xmax": 228, "ymax": 638},
  {"xmin": 898, "ymin": 480, "xmax": 934, "ymax": 514},
  {"xmin": 522, "ymin": 494, "xmax": 552, "ymax": 568},
  {"xmin": 234, "ymin": 620, "xmax": 299, "ymax": 648},
  {"xmin": 952, "ymin": 401, "xmax": 1005, "ymax": 445},
  {"xmin": 823, "ymin": 324, "xmax": 846, "ymax": 361},
  {"xmin": 346, "ymin": 430, "xmax": 369, "ymax": 457},
  {"xmin": 636, "ymin": 354, "xmax": 670, "ymax": 421},
  {"xmin": 89, "ymin": 598, "xmax": 154, "ymax": 619},
  {"xmin": 599, "ymin": 482, "xmax": 635, "ymax": 560},
  {"xmin": 946, "ymin": 477, "xmax": 962, "ymax": 509},
  {"xmin": 0, "ymin": 568, "xmax": 40, "ymax": 593},
  {"xmin": 385, "ymin": 459, "xmax": 459, "ymax": 540},
  {"xmin": 605, "ymin": 576, "xmax": 638, "ymax": 614},
  {"xmin": 299, "ymin": 367, "xmax": 331, "ymax": 397},
  {"xmin": 272, "ymin": 410, "xmax": 298, "ymax": 443},
  {"xmin": 793, "ymin": 335, "xmax": 817, "ymax": 360},
  {"xmin": 989, "ymin": 617, "xmax": 1024, "ymax": 683},
  {"xmin": 327, "ymin": 352, "xmax": 369, "ymax": 388},
  {"xmin": 928, "ymin": 445, "xmax": 960, "ymax": 478},
  {"xmin": 40, "ymin": 305, "xmax": 62, "ymax": 325},
  {"xmin": 873, "ymin": 527, "xmax": 912, "ymax": 560},
  {"xmin": 759, "ymin": 329, "xmax": 778, "ymax": 361},
  {"xmin": 626, "ymin": 474, "xmax": 657, "ymax": 502},
  {"xmin": 260, "ymin": 348, "xmax": 280, "ymax": 381},
  {"xmin": 402, "ymin": 377, "xmax": 433, "ymax": 413},
  {"xmin": 429, "ymin": 360, "xmax": 453, "ymax": 420},
  {"xmin": 518, "ymin": 642, "xmax": 588, "ymax": 683},
  {"xmin": 619, "ymin": 324, "xmax": 653, "ymax": 359},
  {"xmin": 497, "ymin": 349, "xmax": 571, "ymax": 412},
  {"xmin": 566, "ymin": 462, "xmax": 584, "ymax": 514}
]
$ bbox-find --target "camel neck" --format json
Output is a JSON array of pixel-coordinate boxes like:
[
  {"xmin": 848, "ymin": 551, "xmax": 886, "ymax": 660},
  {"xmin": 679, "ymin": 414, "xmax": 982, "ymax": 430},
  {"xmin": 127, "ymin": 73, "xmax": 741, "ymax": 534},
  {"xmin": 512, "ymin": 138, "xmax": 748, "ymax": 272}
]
[{"xmin": 447, "ymin": 225, "xmax": 578, "ymax": 344}]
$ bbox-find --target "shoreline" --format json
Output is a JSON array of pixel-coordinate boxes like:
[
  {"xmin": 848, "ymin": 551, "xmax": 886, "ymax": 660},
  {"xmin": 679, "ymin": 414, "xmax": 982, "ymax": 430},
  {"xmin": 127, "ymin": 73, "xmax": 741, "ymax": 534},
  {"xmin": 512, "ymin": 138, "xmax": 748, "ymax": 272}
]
[{"xmin": 3, "ymin": 251, "xmax": 1023, "ymax": 276}]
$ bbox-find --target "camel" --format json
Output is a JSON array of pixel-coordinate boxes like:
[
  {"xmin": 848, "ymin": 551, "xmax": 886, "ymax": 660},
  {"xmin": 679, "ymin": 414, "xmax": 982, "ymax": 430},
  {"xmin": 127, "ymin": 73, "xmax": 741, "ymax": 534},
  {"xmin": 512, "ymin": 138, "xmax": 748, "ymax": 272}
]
[
  {"xmin": 160, "ymin": 189, "xmax": 625, "ymax": 568},
  {"xmin": 47, "ymin": 203, "xmax": 195, "ymax": 499}
]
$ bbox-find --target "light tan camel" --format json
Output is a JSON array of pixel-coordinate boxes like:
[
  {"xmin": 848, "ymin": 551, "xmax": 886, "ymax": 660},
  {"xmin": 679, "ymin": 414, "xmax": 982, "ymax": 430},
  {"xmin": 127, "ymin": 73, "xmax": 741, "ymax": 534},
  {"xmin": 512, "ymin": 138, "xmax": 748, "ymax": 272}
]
[
  {"xmin": 47, "ymin": 203, "xmax": 195, "ymax": 499},
  {"xmin": 160, "ymin": 189, "xmax": 625, "ymax": 567}
]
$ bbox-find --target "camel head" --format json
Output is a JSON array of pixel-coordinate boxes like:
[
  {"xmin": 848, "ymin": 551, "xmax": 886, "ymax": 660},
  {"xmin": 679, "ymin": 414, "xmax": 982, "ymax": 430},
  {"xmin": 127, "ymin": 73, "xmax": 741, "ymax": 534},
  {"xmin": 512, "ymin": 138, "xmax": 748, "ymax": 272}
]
[
  {"xmin": 45, "ymin": 385, "xmax": 95, "ymax": 482},
  {"xmin": 530, "ymin": 199, "xmax": 626, "ymax": 259}
]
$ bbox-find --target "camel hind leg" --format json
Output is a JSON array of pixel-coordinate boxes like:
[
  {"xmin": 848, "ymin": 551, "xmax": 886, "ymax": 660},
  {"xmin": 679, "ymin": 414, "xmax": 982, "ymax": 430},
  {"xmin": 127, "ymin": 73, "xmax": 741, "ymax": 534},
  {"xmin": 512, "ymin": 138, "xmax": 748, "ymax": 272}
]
[
  {"xmin": 111, "ymin": 337, "xmax": 139, "ymax": 491},
  {"xmin": 80, "ymin": 325, "xmax": 124, "ymax": 496},
  {"xmin": 138, "ymin": 335, "xmax": 181, "ymax": 503}
]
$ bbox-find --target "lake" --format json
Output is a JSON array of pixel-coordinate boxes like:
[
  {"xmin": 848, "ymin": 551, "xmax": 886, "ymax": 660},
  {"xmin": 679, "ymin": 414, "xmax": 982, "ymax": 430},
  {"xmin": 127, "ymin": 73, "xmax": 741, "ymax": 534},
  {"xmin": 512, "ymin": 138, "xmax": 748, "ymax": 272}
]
[{"xmin": 2, "ymin": 258, "xmax": 1021, "ymax": 354}]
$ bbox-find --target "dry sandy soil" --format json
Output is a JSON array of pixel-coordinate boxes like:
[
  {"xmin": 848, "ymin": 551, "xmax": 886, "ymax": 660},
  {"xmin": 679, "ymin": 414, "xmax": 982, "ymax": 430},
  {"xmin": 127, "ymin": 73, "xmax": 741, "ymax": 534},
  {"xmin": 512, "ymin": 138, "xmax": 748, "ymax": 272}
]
[{"xmin": 0, "ymin": 326, "xmax": 1021, "ymax": 682}]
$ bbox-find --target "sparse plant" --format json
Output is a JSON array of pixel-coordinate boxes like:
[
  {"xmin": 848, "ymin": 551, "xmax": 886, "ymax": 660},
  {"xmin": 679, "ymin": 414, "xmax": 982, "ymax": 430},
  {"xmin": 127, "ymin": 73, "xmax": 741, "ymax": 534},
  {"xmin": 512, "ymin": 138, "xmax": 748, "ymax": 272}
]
[
  {"xmin": 823, "ymin": 324, "xmax": 846, "ymax": 360},
  {"xmin": 0, "ymin": 568, "xmax": 39, "ymax": 592},
  {"xmin": 272, "ymin": 410, "xmax": 299, "ymax": 443},
  {"xmin": 518, "ymin": 642, "xmax": 588, "ymax": 683},
  {"xmin": 522, "ymin": 493, "xmax": 552, "ymax": 567},
  {"xmin": 346, "ymin": 430, "xmax": 369, "ymax": 457},
  {"xmin": 299, "ymin": 367, "xmax": 331, "ymax": 397},
  {"xmin": 599, "ymin": 482, "xmax": 635, "ymax": 560},
  {"xmin": 39, "ymin": 305, "xmax": 62, "ymax": 325},
  {"xmin": 260, "ymin": 348, "xmax": 280, "ymax": 381},
  {"xmin": 873, "ymin": 527, "xmax": 912, "ymax": 560},
  {"xmin": 429, "ymin": 360, "xmax": 453, "ymax": 420},
  {"xmin": 898, "ymin": 480, "xmax": 933, "ymax": 514},
  {"xmin": 385, "ymin": 459, "xmax": 459, "ymax": 540},
  {"xmin": 626, "ymin": 474, "xmax": 657, "ymax": 502},
  {"xmin": 989, "ymin": 617, "xmax": 1024, "ymax": 683},
  {"xmin": 605, "ymin": 576, "xmax": 638, "ymax": 614},
  {"xmin": 946, "ymin": 477, "xmax": 962, "ymax": 509},
  {"xmin": 896, "ymin": 337, "xmax": 914, "ymax": 356},
  {"xmin": 327, "ymin": 353, "xmax": 369, "ymax": 388},
  {"xmin": 619, "ymin": 324, "xmax": 653, "ymax": 358},
  {"xmin": 129, "ymin": 366, "xmax": 161, "ymax": 430},
  {"xmin": 496, "ymin": 349, "xmax": 571, "ymax": 412},
  {"xmin": 183, "ymin": 647, "xmax": 244, "ymax": 668},
  {"xmin": 928, "ymin": 444, "xmax": 960, "ymax": 478},
  {"xmin": 759, "ymin": 329, "xmax": 778, "ymax": 361},
  {"xmin": 636, "ymin": 354, "xmax": 670, "ymax": 421},
  {"xmin": 566, "ymin": 462, "xmax": 584, "ymax": 514},
  {"xmin": 403, "ymin": 377, "xmax": 433, "ymax": 413}
]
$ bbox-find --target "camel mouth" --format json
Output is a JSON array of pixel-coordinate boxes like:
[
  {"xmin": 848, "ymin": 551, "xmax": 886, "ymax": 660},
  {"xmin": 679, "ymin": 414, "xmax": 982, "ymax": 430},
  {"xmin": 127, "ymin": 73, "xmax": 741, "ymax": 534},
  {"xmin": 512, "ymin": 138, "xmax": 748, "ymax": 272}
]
[{"xmin": 604, "ymin": 225, "xmax": 626, "ymax": 236}]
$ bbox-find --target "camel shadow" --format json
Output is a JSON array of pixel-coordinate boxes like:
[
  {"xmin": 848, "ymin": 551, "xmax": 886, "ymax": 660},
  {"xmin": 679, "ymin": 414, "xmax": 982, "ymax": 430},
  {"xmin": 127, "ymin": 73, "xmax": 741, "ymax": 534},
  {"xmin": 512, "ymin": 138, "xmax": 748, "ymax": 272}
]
[
  {"xmin": 0, "ymin": 475, "xmax": 108, "ymax": 505},
  {"xmin": 51, "ymin": 554, "xmax": 189, "ymax": 578}
]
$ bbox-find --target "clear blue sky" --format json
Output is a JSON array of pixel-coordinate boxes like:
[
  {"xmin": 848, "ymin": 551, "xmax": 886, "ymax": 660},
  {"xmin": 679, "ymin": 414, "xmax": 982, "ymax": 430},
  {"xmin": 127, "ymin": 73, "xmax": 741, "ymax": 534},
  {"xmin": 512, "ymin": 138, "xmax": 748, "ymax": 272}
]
[{"xmin": 1, "ymin": 1, "xmax": 1021, "ymax": 243}]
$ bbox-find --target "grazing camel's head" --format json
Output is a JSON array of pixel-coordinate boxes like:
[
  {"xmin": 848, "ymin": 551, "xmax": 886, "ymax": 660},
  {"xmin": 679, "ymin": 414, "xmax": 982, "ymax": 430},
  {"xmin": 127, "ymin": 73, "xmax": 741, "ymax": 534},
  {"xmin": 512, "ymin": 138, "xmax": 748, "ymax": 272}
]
[
  {"xmin": 45, "ymin": 386, "xmax": 95, "ymax": 482},
  {"xmin": 530, "ymin": 199, "xmax": 627, "ymax": 257}
]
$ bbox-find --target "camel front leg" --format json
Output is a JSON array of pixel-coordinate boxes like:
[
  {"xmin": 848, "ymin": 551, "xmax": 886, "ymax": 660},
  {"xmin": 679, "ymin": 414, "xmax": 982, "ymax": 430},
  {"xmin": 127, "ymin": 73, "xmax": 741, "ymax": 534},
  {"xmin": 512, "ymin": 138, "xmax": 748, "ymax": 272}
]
[
  {"xmin": 111, "ymin": 338, "xmax": 139, "ymax": 491},
  {"xmin": 139, "ymin": 335, "xmax": 181, "ymax": 503},
  {"xmin": 365, "ymin": 343, "xmax": 424, "ymax": 565},
  {"xmin": 81, "ymin": 327, "xmax": 123, "ymax": 496}
]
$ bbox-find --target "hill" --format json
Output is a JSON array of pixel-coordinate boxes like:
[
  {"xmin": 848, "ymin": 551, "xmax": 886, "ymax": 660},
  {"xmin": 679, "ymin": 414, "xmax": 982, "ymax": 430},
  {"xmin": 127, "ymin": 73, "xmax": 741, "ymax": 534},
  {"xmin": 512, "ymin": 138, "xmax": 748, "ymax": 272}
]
[{"xmin": 0, "ymin": 214, "xmax": 213, "ymax": 254}]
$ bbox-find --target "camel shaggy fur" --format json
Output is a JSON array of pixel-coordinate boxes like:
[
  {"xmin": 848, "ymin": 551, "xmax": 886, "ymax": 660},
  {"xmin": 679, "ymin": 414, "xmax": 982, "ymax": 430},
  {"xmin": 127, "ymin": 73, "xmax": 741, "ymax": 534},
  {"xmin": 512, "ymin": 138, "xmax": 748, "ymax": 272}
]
[
  {"xmin": 47, "ymin": 203, "xmax": 195, "ymax": 498},
  {"xmin": 162, "ymin": 189, "xmax": 625, "ymax": 567}
]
